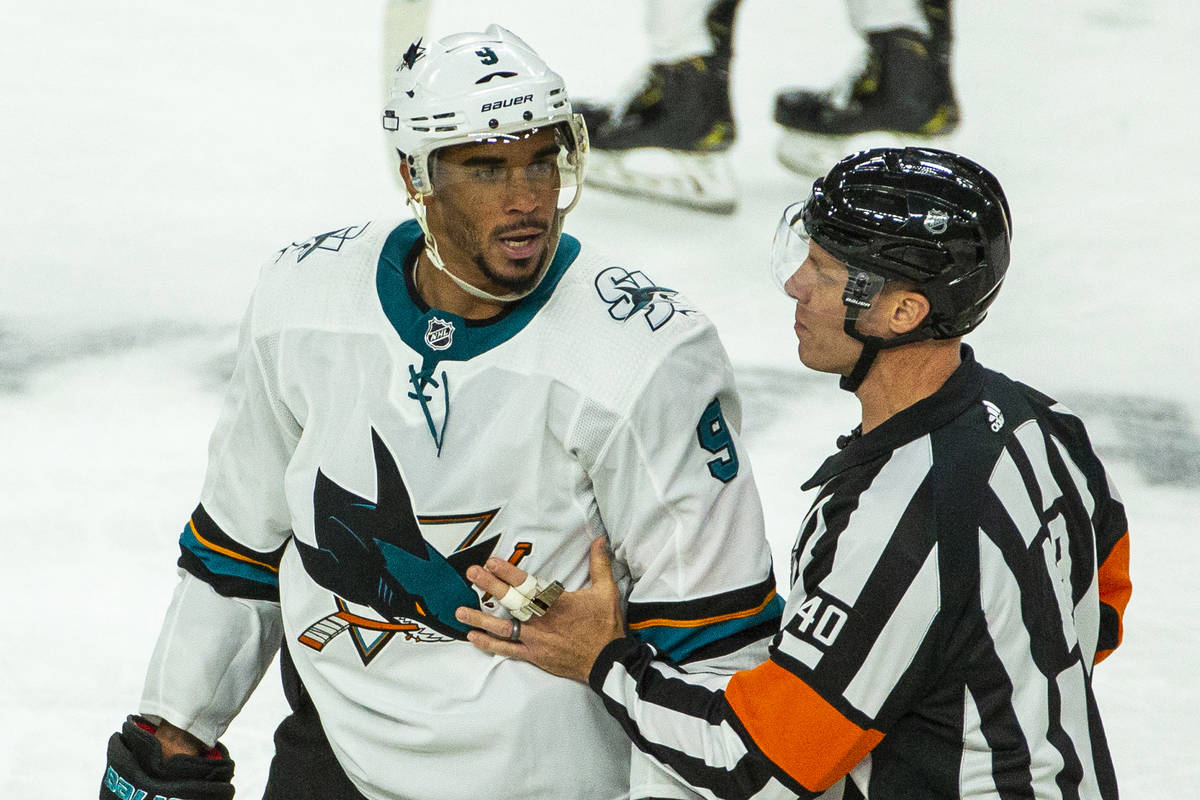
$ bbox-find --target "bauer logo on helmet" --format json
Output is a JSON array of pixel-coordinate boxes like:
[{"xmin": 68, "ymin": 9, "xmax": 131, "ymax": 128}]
[{"xmin": 481, "ymin": 94, "xmax": 534, "ymax": 113}]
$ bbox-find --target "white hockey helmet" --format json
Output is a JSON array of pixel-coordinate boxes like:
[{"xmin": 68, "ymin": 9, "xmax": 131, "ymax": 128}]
[
  {"xmin": 381, "ymin": 25, "xmax": 588, "ymax": 302},
  {"xmin": 383, "ymin": 24, "xmax": 587, "ymax": 208}
]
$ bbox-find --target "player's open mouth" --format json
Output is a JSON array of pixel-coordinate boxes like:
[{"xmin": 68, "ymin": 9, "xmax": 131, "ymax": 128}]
[{"xmin": 498, "ymin": 231, "xmax": 545, "ymax": 260}]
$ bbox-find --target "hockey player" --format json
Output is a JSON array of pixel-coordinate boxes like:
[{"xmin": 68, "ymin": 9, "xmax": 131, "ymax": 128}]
[
  {"xmin": 576, "ymin": 0, "xmax": 958, "ymax": 213},
  {"xmin": 98, "ymin": 25, "xmax": 784, "ymax": 800},
  {"xmin": 460, "ymin": 148, "xmax": 1132, "ymax": 799}
]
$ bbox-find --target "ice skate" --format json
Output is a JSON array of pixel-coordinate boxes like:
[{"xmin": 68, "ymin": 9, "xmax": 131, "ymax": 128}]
[
  {"xmin": 578, "ymin": 55, "xmax": 738, "ymax": 214},
  {"xmin": 774, "ymin": 2, "xmax": 959, "ymax": 176}
]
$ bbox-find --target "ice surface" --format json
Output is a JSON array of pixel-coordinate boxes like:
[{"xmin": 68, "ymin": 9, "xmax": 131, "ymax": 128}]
[{"xmin": 2, "ymin": 0, "xmax": 1197, "ymax": 794}]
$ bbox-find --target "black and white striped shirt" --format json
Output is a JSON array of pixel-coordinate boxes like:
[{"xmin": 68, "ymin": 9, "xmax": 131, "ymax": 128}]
[{"xmin": 589, "ymin": 347, "xmax": 1131, "ymax": 799}]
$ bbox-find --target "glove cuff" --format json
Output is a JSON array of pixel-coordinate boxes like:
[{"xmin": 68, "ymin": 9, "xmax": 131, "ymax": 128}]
[
  {"xmin": 129, "ymin": 716, "xmax": 230, "ymax": 762},
  {"xmin": 118, "ymin": 715, "xmax": 235, "ymax": 783}
]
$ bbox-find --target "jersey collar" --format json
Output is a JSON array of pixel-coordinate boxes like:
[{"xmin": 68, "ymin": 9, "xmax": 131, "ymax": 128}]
[
  {"xmin": 376, "ymin": 219, "xmax": 581, "ymax": 362},
  {"xmin": 801, "ymin": 345, "xmax": 987, "ymax": 490}
]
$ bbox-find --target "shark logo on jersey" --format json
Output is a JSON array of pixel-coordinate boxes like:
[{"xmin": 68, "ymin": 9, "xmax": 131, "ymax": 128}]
[
  {"xmin": 275, "ymin": 223, "xmax": 371, "ymax": 264},
  {"xmin": 594, "ymin": 266, "xmax": 694, "ymax": 331},
  {"xmin": 295, "ymin": 428, "xmax": 500, "ymax": 660},
  {"xmin": 424, "ymin": 317, "xmax": 455, "ymax": 351},
  {"xmin": 983, "ymin": 399, "xmax": 1005, "ymax": 432}
]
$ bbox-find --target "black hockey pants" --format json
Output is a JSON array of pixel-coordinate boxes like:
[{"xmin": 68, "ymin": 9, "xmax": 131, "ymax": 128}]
[{"xmin": 261, "ymin": 643, "xmax": 368, "ymax": 800}]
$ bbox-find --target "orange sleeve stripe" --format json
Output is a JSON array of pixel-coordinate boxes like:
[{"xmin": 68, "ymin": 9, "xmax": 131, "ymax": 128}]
[
  {"xmin": 724, "ymin": 659, "xmax": 883, "ymax": 791},
  {"xmin": 1095, "ymin": 530, "xmax": 1132, "ymax": 664},
  {"xmin": 189, "ymin": 519, "xmax": 280, "ymax": 574},
  {"xmin": 627, "ymin": 590, "xmax": 778, "ymax": 631}
]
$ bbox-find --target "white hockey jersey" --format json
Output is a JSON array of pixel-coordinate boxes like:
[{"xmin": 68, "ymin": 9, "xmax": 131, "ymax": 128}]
[{"xmin": 139, "ymin": 219, "xmax": 784, "ymax": 800}]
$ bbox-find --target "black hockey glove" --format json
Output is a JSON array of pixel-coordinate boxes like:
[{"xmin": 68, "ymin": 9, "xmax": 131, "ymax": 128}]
[{"xmin": 100, "ymin": 715, "xmax": 235, "ymax": 800}]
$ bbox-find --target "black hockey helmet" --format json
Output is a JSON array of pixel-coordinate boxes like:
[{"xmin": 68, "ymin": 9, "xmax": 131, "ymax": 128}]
[{"xmin": 802, "ymin": 146, "xmax": 1012, "ymax": 339}]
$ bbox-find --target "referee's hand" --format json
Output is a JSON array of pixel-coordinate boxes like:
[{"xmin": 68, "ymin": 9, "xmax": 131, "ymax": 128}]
[{"xmin": 457, "ymin": 537, "xmax": 626, "ymax": 682}]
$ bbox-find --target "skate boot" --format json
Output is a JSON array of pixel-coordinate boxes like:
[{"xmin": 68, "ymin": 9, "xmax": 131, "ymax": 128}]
[
  {"xmin": 922, "ymin": 0, "xmax": 954, "ymax": 79},
  {"xmin": 774, "ymin": 2, "xmax": 959, "ymax": 176},
  {"xmin": 576, "ymin": 0, "xmax": 740, "ymax": 213},
  {"xmin": 582, "ymin": 55, "xmax": 737, "ymax": 214}
]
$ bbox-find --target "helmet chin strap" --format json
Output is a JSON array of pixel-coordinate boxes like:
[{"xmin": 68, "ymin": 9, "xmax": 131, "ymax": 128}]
[
  {"xmin": 839, "ymin": 315, "xmax": 933, "ymax": 392},
  {"xmin": 837, "ymin": 272, "xmax": 932, "ymax": 393},
  {"xmin": 405, "ymin": 193, "xmax": 563, "ymax": 304},
  {"xmin": 840, "ymin": 314, "xmax": 883, "ymax": 393}
]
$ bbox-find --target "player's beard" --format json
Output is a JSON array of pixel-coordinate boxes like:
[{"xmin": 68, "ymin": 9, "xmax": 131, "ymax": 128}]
[
  {"xmin": 472, "ymin": 212, "xmax": 559, "ymax": 294},
  {"xmin": 436, "ymin": 204, "xmax": 561, "ymax": 297}
]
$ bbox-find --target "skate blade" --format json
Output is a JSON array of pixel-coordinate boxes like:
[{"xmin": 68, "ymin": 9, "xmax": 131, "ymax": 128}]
[
  {"xmin": 585, "ymin": 148, "xmax": 738, "ymax": 214},
  {"xmin": 775, "ymin": 129, "xmax": 953, "ymax": 177}
]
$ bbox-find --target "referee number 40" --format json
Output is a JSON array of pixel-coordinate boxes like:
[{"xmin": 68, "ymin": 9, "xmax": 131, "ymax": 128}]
[{"xmin": 785, "ymin": 594, "xmax": 849, "ymax": 649}]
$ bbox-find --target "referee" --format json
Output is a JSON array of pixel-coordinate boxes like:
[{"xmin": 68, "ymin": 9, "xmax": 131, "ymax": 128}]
[{"xmin": 459, "ymin": 148, "xmax": 1132, "ymax": 800}]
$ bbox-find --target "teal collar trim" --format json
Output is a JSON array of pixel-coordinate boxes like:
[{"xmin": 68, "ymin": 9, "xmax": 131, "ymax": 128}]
[{"xmin": 377, "ymin": 219, "xmax": 581, "ymax": 363}]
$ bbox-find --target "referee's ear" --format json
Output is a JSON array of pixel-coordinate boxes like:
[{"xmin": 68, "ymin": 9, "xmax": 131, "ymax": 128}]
[{"xmin": 883, "ymin": 287, "xmax": 932, "ymax": 336}]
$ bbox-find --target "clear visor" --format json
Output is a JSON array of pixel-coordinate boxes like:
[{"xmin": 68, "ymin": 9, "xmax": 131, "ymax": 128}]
[
  {"xmin": 769, "ymin": 200, "xmax": 811, "ymax": 294},
  {"xmin": 428, "ymin": 123, "xmax": 584, "ymax": 212},
  {"xmin": 769, "ymin": 199, "xmax": 888, "ymax": 316}
]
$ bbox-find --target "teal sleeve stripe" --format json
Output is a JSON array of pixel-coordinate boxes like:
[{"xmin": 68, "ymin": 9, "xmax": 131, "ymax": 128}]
[
  {"xmin": 634, "ymin": 594, "xmax": 785, "ymax": 663},
  {"xmin": 179, "ymin": 523, "xmax": 280, "ymax": 589}
]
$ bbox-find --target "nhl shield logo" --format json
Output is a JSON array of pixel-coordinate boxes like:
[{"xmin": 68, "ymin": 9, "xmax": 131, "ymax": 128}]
[
  {"xmin": 424, "ymin": 317, "xmax": 455, "ymax": 351},
  {"xmin": 923, "ymin": 208, "xmax": 950, "ymax": 235}
]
